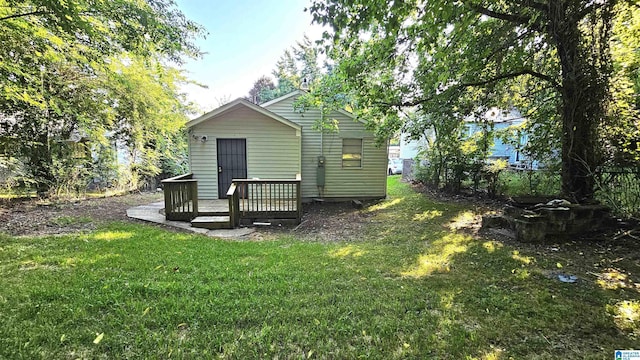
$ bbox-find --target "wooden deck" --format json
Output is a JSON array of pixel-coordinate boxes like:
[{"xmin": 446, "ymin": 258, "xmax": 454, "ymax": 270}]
[
  {"xmin": 199, "ymin": 200, "xmax": 230, "ymax": 214},
  {"xmin": 162, "ymin": 175, "xmax": 302, "ymax": 226}
]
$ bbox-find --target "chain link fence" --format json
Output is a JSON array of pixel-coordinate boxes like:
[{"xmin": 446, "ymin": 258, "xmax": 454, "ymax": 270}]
[{"xmin": 596, "ymin": 167, "xmax": 640, "ymax": 218}]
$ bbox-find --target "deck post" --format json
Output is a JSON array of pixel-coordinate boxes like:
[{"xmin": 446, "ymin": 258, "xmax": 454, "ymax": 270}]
[
  {"xmin": 296, "ymin": 180, "xmax": 302, "ymax": 223},
  {"xmin": 233, "ymin": 188, "xmax": 240, "ymax": 226},
  {"xmin": 164, "ymin": 182, "xmax": 172, "ymax": 218},
  {"xmin": 226, "ymin": 183, "xmax": 240, "ymax": 227},
  {"xmin": 191, "ymin": 180, "xmax": 199, "ymax": 218},
  {"xmin": 161, "ymin": 173, "xmax": 198, "ymax": 221}
]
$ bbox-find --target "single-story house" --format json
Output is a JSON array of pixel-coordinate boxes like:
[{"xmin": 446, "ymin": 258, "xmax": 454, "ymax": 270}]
[{"xmin": 185, "ymin": 90, "xmax": 388, "ymax": 203}]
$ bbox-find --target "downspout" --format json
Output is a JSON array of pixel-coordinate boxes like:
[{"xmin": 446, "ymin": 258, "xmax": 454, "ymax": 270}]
[
  {"xmin": 317, "ymin": 104, "xmax": 326, "ymax": 198},
  {"xmin": 187, "ymin": 128, "xmax": 193, "ymax": 173},
  {"xmin": 320, "ymin": 104, "xmax": 325, "ymax": 156},
  {"xmin": 320, "ymin": 128, "xmax": 323, "ymax": 155}
]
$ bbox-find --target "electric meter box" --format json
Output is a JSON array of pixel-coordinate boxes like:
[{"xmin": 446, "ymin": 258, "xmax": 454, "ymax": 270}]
[{"xmin": 316, "ymin": 156, "xmax": 326, "ymax": 186}]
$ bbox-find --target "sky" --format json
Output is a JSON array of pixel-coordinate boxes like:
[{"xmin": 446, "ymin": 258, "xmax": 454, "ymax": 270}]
[{"xmin": 174, "ymin": 0, "xmax": 325, "ymax": 113}]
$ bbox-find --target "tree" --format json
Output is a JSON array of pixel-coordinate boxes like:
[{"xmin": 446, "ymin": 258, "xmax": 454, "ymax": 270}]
[
  {"xmin": 292, "ymin": 35, "xmax": 322, "ymax": 86},
  {"xmin": 308, "ymin": 0, "xmax": 627, "ymax": 202},
  {"xmin": 0, "ymin": 34, "xmax": 108, "ymax": 193},
  {"xmin": 247, "ymin": 35, "xmax": 324, "ymax": 104},
  {"xmin": 0, "ymin": 0, "xmax": 203, "ymax": 62},
  {"xmin": 0, "ymin": 0, "xmax": 204, "ymax": 195},
  {"xmin": 246, "ymin": 76, "xmax": 276, "ymax": 104},
  {"xmin": 604, "ymin": 3, "xmax": 640, "ymax": 165},
  {"xmin": 273, "ymin": 49, "xmax": 300, "ymax": 94},
  {"xmin": 104, "ymin": 55, "xmax": 194, "ymax": 189}
]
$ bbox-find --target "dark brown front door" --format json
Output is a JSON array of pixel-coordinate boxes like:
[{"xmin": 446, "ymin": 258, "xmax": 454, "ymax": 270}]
[{"xmin": 217, "ymin": 139, "xmax": 247, "ymax": 198}]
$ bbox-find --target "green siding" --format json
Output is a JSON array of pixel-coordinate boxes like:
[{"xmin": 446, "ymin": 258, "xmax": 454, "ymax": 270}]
[
  {"xmin": 264, "ymin": 95, "xmax": 387, "ymax": 200},
  {"xmin": 189, "ymin": 106, "xmax": 301, "ymax": 199}
]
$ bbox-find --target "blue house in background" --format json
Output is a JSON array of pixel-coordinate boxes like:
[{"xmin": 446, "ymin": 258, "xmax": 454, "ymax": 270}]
[
  {"xmin": 465, "ymin": 108, "xmax": 530, "ymax": 166},
  {"xmin": 400, "ymin": 108, "xmax": 538, "ymax": 170}
]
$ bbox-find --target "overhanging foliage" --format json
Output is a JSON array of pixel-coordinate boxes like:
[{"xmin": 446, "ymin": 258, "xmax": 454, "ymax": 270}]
[{"xmin": 308, "ymin": 0, "xmax": 638, "ymax": 202}]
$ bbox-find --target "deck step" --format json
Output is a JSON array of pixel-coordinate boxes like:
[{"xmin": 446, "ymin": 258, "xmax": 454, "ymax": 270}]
[
  {"xmin": 198, "ymin": 211, "xmax": 230, "ymax": 217},
  {"xmin": 191, "ymin": 216, "xmax": 231, "ymax": 230}
]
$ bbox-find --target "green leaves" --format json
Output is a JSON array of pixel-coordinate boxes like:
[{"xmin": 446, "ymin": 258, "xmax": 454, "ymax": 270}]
[
  {"xmin": 309, "ymin": 0, "xmax": 635, "ymax": 200},
  {"xmin": 251, "ymin": 35, "xmax": 323, "ymax": 104},
  {"xmin": 0, "ymin": 0, "xmax": 203, "ymax": 194}
]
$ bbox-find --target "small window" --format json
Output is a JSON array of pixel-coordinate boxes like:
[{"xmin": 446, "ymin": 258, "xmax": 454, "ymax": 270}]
[{"xmin": 342, "ymin": 138, "xmax": 362, "ymax": 168}]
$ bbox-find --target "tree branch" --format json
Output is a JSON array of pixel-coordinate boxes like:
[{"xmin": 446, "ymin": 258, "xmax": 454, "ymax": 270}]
[
  {"xmin": 462, "ymin": 69, "xmax": 561, "ymax": 91},
  {"xmin": 370, "ymin": 69, "xmax": 560, "ymax": 109},
  {"xmin": 467, "ymin": 3, "xmax": 530, "ymax": 24},
  {"xmin": 484, "ymin": 27, "xmax": 533, "ymax": 64},
  {"xmin": 374, "ymin": 96, "xmax": 434, "ymax": 108},
  {"xmin": 573, "ymin": 2, "xmax": 611, "ymax": 23},
  {"xmin": 0, "ymin": 9, "xmax": 51, "ymax": 22},
  {"xmin": 465, "ymin": 2, "xmax": 544, "ymax": 32}
]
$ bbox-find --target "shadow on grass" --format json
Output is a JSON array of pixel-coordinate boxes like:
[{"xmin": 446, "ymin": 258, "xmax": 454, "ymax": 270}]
[
  {"xmin": 1, "ymin": 179, "xmax": 639, "ymax": 358},
  {"xmin": 346, "ymin": 177, "xmax": 640, "ymax": 357}
]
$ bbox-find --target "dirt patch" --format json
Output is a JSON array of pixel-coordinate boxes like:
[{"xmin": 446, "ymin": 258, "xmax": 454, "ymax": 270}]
[
  {"xmin": 411, "ymin": 181, "xmax": 505, "ymax": 210},
  {"xmin": 0, "ymin": 192, "xmax": 163, "ymax": 237},
  {"xmin": 0, "ymin": 193, "xmax": 377, "ymax": 242},
  {"xmin": 256, "ymin": 200, "xmax": 381, "ymax": 242}
]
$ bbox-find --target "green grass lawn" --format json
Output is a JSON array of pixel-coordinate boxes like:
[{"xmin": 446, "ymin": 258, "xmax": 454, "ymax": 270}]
[{"xmin": 1, "ymin": 177, "xmax": 638, "ymax": 359}]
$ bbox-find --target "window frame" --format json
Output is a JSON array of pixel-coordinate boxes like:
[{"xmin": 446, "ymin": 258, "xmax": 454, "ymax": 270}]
[{"xmin": 341, "ymin": 138, "xmax": 363, "ymax": 169}]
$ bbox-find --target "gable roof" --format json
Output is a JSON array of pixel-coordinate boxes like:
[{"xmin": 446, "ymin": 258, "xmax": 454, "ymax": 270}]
[
  {"xmin": 186, "ymin": 98, "xmax": 301, "ymax": 130},
  {"xmin": 261, "ymin": 90, "xmax": 366, "ymax": 124},
  {"xmin": 259, "ymin": 90, "xmax": 305, "ymax": 108}
]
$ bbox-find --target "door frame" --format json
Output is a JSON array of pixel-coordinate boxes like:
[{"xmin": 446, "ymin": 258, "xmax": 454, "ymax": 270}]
[{"xmin": 216, "ymin": 138, "xmax": 247, "ymax": 198}]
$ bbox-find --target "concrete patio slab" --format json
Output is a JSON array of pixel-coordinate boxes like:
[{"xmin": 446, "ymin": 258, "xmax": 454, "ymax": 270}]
[{"xmin": 126, "ymin": 201, "xmax": 255, "ymax": 239}]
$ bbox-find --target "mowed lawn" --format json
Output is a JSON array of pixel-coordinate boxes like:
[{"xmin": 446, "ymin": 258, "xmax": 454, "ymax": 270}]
[{"xmin": 0, "ymin": 178, "xmax": 638, "ymax": 359}]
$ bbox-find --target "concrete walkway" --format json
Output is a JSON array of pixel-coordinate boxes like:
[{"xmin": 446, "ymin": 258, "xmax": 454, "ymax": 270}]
[{"xmin": 126, "ymin": 201, "xmax": 255, "ymax": 239}]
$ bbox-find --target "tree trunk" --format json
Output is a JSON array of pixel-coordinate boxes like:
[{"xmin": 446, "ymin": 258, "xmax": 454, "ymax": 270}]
[
  {"xmin": 559, "ymin": 93, "xmax": 597, "ymax": 202},
  {"xmin": 557, "ymin": 41, "xmax": 598, "ymax": 202},
  {"xmin": 550, "ymin": 2, "xmax": 604, "ymax": 203}
]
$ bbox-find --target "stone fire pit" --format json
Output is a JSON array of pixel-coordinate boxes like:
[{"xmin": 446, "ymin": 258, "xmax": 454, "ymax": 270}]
[{"xmin": 483, "ymin": 197, "xmax": 610, "ymax": 242}]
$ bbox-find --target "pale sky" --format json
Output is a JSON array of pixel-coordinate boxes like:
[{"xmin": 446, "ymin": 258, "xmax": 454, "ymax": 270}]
[{"xmin": 174, "ymin": 0, "xmax": 325, "ymax": 113}]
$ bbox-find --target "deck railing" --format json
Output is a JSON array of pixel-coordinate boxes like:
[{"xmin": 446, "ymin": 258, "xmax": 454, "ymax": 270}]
[
  {"xmin": 229, "ymin": 178, "xmax": 302, "ymax": 225},
  {"xmin": 227, "ymin": 182, "xmax": 241, "ymax": 227},
  {"xmin": 162, "ymin": 173, "xmax": 198, "ymax": 221}
]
